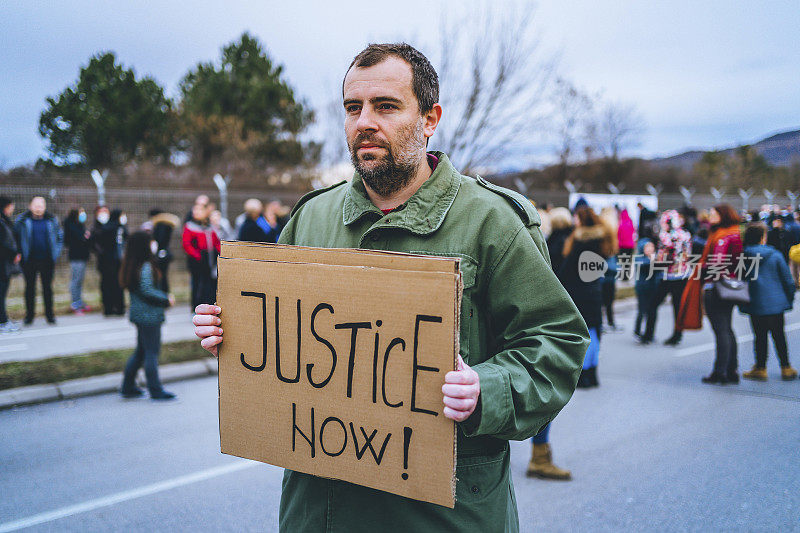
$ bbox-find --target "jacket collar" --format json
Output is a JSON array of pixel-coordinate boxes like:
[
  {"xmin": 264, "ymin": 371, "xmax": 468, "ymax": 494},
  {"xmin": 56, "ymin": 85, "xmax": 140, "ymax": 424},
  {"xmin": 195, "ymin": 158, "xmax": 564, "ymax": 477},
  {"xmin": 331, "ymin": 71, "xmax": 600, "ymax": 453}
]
[
  {"xmin": 744, "ymin": 244, "xmax": 774, "ymax": 256},
  {"xmin": 185, "ymin": 220, "xmax": 211, "ymax": 232},
  {"xmin": 21, "ymin": 210, "xmax": 53, "ymax": 222},
  {"xmin": 342, "ymin": 151, "xmax": 461, "ymax": 235}
]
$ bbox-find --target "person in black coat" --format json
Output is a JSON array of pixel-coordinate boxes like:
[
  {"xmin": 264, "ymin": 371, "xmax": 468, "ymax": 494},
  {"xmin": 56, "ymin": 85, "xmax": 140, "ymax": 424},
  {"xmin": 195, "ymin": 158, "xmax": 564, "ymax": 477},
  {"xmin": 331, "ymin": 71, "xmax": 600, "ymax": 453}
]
[
  {"xmin": 141, "ymin": 209, "xmax": 180, "ymax": 293},
  {"xmin": 64, "ymin": 208, "xmax": 92, "ymax": 313},
  {"xmin": 545, "ymin": 207, "xmax": 573, "ymax": 277},
  {"xmin": 559, "ymin": 206, "xmax": 615, "ymax": 387},
  {"xmin": 91, "ymin": 206, "xmax": 126, "ymax": 316},
  {"xmin": 0, "ymin": 197, "xmax": 20, "ymax": 332},
  {"xmin": 237, "ymin": 198, "xmax": 274, "ymax": 243}
]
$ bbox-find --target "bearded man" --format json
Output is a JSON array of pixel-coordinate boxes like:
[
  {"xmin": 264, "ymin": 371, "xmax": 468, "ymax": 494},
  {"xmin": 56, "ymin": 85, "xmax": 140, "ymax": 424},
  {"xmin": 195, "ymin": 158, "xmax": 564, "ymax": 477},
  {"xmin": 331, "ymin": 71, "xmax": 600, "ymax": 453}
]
[{"xmin": 194, "ymin": 43, "xmax": 588, "ymax": 532}]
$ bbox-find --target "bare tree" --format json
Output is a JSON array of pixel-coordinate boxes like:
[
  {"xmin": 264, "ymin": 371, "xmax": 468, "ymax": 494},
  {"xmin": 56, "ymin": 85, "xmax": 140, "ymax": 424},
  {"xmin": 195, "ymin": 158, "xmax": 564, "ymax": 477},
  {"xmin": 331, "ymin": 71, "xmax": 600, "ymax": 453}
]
[
  {"xmin": 550, "ymin": 78, "xmax": 595, "ymax": 179},
  {"xmin": 320, "ymin": 96, "xmax": 348, "ymax": 166},
  {"xmin": 593, "ymin": 100, "xmax": 645, "ymax": 161},
  {"xmin": 431, "ymin": 1, "xmax": 556, "ymax": 174}
]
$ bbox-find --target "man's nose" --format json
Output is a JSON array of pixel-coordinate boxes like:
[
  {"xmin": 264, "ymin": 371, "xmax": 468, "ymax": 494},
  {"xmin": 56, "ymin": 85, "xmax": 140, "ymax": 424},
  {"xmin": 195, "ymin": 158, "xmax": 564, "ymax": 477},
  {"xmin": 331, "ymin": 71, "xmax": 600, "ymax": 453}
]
[{"xmin": 355, "ymin": 106, "xmax": 378, "ymax": 133}]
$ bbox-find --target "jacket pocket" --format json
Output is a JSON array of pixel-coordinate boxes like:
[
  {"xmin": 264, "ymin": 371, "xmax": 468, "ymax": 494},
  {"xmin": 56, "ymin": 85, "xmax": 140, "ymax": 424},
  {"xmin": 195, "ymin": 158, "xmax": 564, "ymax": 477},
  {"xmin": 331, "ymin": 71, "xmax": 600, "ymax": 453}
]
[{"xmin": 454, "ymin": 446, "xmax": 515, "ymax": 533}]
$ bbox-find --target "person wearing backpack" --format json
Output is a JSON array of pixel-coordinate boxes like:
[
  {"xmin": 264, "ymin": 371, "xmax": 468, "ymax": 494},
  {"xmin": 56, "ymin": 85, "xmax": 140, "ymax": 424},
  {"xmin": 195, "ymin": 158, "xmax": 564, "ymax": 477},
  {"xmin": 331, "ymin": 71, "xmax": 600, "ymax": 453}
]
[
  {"xmin": 119, "ymin": 231, "xmax": 177, "ymax": 400},
  {"xmin": 740, "ymin": 223, "xmax": 798, "ymax": 381}
]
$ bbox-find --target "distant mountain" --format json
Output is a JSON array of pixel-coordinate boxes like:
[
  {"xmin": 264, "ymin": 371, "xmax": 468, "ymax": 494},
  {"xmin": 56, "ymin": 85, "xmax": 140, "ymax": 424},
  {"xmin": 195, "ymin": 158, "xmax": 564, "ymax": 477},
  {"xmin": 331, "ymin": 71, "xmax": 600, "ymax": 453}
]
[{"xmin": 650, "ymin": 128, "xmax": 800, "ymax": 171}]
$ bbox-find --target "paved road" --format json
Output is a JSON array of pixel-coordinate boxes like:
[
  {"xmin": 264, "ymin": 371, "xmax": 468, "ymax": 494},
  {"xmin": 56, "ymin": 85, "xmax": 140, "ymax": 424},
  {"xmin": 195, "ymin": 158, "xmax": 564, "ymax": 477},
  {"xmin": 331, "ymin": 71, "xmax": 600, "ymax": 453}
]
[
  {"xmin": 2, "ymin": 303, "xmax": 799, "ymax": 532},
  {"xmin": 0, "ymin": 306, "xmax": 197, "ymax": 362}
]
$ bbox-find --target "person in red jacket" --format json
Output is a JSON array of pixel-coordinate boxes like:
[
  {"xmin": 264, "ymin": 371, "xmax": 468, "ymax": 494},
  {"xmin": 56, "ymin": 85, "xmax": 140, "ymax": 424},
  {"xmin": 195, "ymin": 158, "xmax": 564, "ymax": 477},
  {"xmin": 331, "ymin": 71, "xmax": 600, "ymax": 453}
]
[
  {"xmin": 182, "ymin": 202, "xmax": 220, "ymax": 310},
  {"xmin": 617, "ymin": 208, "xmax": 636, "ymax": 280},
  {"xmin": 678, "ymin": 204, "xmax": 744, "ymax": 384}
]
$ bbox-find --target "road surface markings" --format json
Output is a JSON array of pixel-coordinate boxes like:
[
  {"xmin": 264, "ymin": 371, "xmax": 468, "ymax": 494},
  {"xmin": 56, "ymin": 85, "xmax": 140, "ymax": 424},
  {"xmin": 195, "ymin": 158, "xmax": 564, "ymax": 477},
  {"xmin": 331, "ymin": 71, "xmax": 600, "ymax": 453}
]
[
  {"xmin": 675, "ymin": 321, "xmax": 800, "ymax": 357},
  {"xmin": 0, "ymin": 460, "xmax": 257, "ymax": 533},
  {"xmin": 0, "ymin": 343, "xmax": 28, "ymax": 353}
]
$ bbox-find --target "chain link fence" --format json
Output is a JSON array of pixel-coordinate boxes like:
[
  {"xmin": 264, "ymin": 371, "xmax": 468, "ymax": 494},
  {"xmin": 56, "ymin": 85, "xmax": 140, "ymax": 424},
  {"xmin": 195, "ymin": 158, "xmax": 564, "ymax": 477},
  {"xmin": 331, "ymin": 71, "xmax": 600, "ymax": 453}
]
[{"xmin": 2, "ymin": 176, "xmax": 305, "ymax": 274}]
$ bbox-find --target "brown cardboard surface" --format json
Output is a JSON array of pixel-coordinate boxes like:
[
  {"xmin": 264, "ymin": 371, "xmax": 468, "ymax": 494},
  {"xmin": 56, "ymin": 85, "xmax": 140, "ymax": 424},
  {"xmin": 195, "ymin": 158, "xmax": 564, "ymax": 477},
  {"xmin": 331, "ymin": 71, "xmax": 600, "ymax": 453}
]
[
  {"xmin": 220, "ymin": 240, "xmax": 459, "ymax": 274},
  {"xmin": 216, "ymin": 253, "xmax": 460, "ymax": 508}
]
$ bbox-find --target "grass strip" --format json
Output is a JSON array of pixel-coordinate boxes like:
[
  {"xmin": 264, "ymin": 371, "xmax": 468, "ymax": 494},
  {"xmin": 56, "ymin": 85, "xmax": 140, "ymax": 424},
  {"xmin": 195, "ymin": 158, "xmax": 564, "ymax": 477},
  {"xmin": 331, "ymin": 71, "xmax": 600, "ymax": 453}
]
[{"xmin": 0, "ymin": 340, "xmax": 208, "ymax": 391}]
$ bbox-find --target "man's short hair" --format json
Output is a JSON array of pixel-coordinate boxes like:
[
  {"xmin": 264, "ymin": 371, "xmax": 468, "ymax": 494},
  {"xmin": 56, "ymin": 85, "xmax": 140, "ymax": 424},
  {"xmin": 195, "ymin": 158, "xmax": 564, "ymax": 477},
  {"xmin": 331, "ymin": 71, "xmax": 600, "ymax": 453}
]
[
  {"xmin": 345, "ymin": 43, "xmax": 439, "ymax": 115},
  {"xmin": 743, "ymin": 222, "xmax": 767, "ymax": 246}
]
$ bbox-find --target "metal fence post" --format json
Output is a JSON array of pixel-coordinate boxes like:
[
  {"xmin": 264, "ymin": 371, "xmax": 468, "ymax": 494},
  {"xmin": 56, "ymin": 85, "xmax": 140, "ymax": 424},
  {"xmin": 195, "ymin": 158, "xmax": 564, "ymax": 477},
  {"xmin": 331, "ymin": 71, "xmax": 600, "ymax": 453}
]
[
  {"xmin": 213, "ymin": 173, "xmax": 231, "ymax": 221},
  {"xmin": 738, "ymin": 188, "xmax": 754, "ymax": 213},
  {"xmin": 90, "ymin": 169, "xmax": 108, "ymax": 206}
]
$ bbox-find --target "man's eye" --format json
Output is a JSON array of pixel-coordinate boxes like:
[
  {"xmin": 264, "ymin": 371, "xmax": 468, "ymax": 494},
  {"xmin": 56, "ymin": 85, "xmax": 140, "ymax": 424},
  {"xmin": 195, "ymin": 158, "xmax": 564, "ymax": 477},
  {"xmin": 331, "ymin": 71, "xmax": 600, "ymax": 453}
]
[
  {"xmin": 345, "ymin": 105, "xmax": 360, "ymax": 113},
  {"xmin": 378, "ymin": 103, "xmax": 396, "ymax": 110}
]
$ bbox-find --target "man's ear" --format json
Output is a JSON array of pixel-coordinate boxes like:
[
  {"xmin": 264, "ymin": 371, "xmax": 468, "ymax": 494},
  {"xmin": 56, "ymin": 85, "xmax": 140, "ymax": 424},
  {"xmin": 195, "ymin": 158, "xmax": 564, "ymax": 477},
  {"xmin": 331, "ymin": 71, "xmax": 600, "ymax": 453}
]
[{"xmin": 423, "ymin": 103, "xmax": 443, "ymax": 140}]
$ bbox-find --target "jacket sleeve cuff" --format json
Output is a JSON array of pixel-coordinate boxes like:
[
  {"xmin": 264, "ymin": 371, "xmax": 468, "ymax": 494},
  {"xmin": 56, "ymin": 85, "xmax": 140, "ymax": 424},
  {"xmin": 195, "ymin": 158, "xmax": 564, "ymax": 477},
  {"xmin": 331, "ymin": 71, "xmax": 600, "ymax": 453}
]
[{"xmin": 459, "ymin": 362, "xmax": 510, "ymax": 437}]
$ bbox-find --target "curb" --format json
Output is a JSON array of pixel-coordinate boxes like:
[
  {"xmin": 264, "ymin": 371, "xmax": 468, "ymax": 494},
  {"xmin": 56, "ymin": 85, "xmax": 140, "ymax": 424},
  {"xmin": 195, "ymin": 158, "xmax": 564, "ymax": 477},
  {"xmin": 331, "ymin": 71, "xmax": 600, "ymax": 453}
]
[{"xmin": 0, "ymin": 357, "xmax": 219, "ymax": 410}]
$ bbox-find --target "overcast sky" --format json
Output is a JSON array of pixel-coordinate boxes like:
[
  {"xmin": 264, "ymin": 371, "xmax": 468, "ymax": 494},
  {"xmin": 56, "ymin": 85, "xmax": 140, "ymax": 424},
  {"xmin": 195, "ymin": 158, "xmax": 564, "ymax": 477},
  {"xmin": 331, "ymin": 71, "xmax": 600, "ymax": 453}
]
[{"xmin": 1, "ymin": 0, "xmax": 798, "ymax": 169}]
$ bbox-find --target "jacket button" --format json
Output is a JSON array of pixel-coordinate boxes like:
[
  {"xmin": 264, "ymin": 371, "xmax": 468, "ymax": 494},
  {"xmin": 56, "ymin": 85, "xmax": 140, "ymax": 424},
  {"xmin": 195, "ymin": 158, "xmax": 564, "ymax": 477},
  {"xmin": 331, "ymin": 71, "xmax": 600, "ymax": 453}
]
[{"xmin": 471, "ymin": 485, "xmax": 479, "ymax": 494}]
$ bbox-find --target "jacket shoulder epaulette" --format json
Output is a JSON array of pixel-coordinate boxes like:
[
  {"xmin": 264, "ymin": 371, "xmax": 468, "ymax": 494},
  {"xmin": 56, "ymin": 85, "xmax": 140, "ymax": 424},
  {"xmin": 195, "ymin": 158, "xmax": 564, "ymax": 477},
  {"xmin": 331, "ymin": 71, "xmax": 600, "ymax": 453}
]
[
  {"xmin": 290, "ymin": 180, "xmax": 348, "ymax": 217},
  {"xmin": 475, "ymin": 175, "xmax": 541, "ymax": 227}
]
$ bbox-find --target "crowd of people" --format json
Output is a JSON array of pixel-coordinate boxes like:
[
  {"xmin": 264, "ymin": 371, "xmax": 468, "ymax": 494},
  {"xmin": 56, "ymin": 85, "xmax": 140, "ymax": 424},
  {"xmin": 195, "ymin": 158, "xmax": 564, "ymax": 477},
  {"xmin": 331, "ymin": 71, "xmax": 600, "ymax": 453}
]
[
  {"xmin": 524, "ymin": 199, "xmax": 800, "ymax": 482},
  {"xmin": 536, "ymin": 199, "xmax": 800, "ymax": 386},
  {"xmin": 0, "ymin": 193, "xmax": 290, "ymax": 399}
]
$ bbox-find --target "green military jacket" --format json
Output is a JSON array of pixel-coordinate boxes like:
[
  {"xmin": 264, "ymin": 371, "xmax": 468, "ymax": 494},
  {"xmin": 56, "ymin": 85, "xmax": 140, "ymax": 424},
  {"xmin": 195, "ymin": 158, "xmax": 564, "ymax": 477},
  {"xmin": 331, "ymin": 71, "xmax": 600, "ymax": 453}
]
[{"xmin": 277, "ymin": 152, "xmax": 588, "ymax": 532}]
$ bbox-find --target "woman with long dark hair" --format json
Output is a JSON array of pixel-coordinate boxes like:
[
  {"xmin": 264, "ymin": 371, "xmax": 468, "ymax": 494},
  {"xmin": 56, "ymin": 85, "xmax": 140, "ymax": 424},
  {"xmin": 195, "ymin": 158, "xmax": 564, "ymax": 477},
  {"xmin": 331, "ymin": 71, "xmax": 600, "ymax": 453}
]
[
  {"xmin": 678, "ymin": 204, "xmax": 743, "ymax": 384},
  {"xmin": 119, "ymin": 231, "xmax": 176, "ymax": 400}
]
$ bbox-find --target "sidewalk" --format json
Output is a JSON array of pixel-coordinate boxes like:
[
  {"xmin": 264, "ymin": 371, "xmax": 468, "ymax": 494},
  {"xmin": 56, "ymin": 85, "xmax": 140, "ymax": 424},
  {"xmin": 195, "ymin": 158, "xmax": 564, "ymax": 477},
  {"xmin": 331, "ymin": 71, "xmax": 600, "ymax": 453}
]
[{"xmin": 0, "ymin": 305, "xmax": 197, "ymax": 363}]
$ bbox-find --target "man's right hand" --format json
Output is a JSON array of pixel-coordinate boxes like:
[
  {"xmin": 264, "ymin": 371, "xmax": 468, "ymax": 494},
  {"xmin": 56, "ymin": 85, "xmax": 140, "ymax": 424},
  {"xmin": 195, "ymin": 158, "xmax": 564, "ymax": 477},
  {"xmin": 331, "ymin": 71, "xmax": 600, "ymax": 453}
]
[{"xmin": 193, "ymin": 304, "xmax": 223, "ymax": 357}]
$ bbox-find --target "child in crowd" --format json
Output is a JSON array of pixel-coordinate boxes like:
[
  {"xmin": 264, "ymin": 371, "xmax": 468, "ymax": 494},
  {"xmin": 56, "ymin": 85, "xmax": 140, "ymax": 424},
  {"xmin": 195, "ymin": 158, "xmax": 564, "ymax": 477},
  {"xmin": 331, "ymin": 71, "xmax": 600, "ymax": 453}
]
[
  {"xmin": 634, "ymin": 240, "xmax": 661, "ymax": 341},
  {"xmin": 119, "ymin": 231, "xmax": 177, "ymax": 400},
  {"xmin": 740, "ymin": 223, "xmax": 798, "ymax": 381}
]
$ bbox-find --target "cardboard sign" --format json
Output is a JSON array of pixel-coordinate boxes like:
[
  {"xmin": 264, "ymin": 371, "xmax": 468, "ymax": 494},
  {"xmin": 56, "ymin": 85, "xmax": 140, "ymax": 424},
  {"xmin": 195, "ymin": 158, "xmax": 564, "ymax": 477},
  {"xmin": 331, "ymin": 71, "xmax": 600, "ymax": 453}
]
[{"xmin": 216, "ymin": 243, "xmax": 461, "ymax": 508}]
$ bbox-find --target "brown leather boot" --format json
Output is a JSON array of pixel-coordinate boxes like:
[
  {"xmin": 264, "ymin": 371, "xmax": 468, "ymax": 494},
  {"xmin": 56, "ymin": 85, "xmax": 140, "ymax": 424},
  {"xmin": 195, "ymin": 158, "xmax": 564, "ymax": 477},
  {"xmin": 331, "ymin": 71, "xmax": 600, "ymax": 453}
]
[
  {"xmin": 781, "ymin": 366, "xmax": 798, "ymax": 381},
  {"xmin": 526, "ymin": 443, "xmax": 572, "ymax": 481},
  {"xmin": 742, "ymin": 366, "xmax": 767, "ymax": 381}
]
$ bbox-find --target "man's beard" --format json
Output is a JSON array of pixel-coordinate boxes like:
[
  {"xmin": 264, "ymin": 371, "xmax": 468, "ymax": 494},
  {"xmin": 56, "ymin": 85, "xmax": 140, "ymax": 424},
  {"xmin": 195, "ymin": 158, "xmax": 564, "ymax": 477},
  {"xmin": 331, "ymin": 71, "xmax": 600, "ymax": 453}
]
[{"xmin": 349, "ymin": 120, "xmax": 425, "ymax": 197}]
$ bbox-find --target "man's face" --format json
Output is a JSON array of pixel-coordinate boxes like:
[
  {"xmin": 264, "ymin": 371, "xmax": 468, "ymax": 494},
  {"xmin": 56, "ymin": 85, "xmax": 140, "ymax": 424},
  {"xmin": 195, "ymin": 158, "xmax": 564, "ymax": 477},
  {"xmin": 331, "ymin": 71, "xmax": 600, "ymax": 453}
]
[
  {"xmin": 30, "ymin": 197, "xmax": 46, "ymax": 217},
  {"xmin": 343, "ymin": 57, "xmax": 428, "ymax": 197}
]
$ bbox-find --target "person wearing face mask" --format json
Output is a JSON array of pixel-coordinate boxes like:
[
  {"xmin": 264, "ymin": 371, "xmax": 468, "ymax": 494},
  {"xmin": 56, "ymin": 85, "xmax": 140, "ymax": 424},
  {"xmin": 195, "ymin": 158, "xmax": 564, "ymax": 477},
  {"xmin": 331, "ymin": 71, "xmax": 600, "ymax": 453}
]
[
  {"xmin": 64, "ymin": 208, "xmax": 92, "ymax": 314},
  {"xmin": 182, "ymin": 202, "xmax": 220, "ymax": 310},
  {"xmin": 91, "ymin": 206, "xmax": 125, "ymax": 316}
]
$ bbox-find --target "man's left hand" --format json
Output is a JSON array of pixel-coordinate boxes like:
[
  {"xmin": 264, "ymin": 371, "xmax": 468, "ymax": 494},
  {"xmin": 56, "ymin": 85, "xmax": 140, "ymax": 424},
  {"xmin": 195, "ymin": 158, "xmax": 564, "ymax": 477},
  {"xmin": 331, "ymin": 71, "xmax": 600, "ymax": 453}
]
[{"xmin": 442, "ymin": 355, "xmax": 480, "ymax": 422}]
